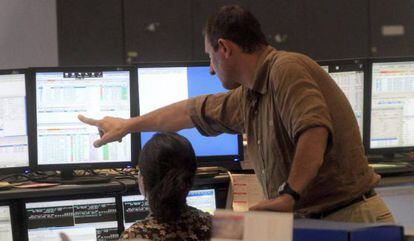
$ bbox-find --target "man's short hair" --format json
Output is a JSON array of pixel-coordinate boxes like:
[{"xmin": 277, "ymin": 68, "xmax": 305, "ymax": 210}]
[{"xmin": 204, "ymin": 5, "xmax": 268, "ymax": 53}]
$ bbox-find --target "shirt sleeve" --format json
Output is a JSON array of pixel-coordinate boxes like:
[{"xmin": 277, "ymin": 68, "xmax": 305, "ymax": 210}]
[
  {"xmin": 187, "ymin": 87, "xmax": 244, "ymax": 136},
  {"xmin": 272, "ymin": 61, "xmax": 334, "ymax": 144}
]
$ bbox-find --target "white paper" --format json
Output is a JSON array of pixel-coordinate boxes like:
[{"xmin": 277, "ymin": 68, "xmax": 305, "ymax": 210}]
[{"xmin": 212, "ymin": 210, "xmax": 293, "ymax": 241}]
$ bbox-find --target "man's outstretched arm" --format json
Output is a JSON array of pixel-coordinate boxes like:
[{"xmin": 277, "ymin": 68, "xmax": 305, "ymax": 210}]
[{"xmin": 79, "ymin": 99, "xmax": 194, "ymax": 147}]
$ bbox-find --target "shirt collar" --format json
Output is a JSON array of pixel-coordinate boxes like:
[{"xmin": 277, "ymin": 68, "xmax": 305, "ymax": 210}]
[{"xmin": 250, "ymin": 45, "xmax": 277, "ymax": 95}]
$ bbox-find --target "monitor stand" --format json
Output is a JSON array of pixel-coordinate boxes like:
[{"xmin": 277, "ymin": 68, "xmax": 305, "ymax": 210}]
[
  {"xmin": 38, "ymin": 169, "xmax": 112, "ymax": 185},
  {"xmin": 381, "ymin": 153, "xmax": 395, "ymax": 162}
]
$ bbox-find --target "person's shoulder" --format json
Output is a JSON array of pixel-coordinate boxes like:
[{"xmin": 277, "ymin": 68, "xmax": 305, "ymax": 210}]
[
  {"xmin": 185, "ymin": 206, "xmax": 212, "ymax": 228},
  {"xmin": 269, "ymin": 50, "xmax": 322, "ymax": 80},
  {"xmin": 121, "ymin": 217, "xmax": 161, "ymax": 240},
  {"xmin": 185, "ymin": 207, "xmax": 212, "ymax": 239},
  {"xmin": 187, "ymin": 206, "xmax": 212, "ymax": 220},
  {"xmin": 266, "ymin": 50, "xmax": 322, "ymax": 89},
  {"xmin": 274, "ymin": 50, "xmax": 315, "ymax": 67}
]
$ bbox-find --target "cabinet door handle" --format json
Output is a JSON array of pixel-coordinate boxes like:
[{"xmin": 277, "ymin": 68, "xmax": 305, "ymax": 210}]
[
  {"xmin": 145, "ymin": 22, "xmax": 160, "ymax": 32},
  {"xmin": 126, "ymin": 51, "xmax": 138, "ymax": 64},
  {"xmin": 273, "ymin": 33, "xmax": 288, "ymax": 43}
]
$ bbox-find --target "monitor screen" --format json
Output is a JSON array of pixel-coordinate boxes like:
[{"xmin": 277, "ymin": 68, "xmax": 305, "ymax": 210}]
[
  {"xmin": 121, "ymin": 195, "xmax": 149, "ymax": 229},
  {"xmin": 35, "ymin": 69, "xmax": 132, "ymax": 166},
  {"xmin": 186, "ymin": 189, "xmax": 216, "ymax": 214},
  {"xmin": 0, "ymin": 205, "xmax": 13, "ymax": 241},
  {"xmin": 0, "ymin": 71, "xmax": 29, "ymax": 169},
  {"xmin": 321, "ymin": 62, "xmax": 365, "ymax": 137},
  {"xmin": 370, "ymin": 60, "xmax": 414, "ymax": 150},
  {"xmin": 121, "ymin": 189, "xmax": 216, "ymax": 229},
  {"xmin": 137, "ymin": 66, "xmax": 240, "ymax": 161},
  {"xmin": 25, "ymin": 197, "xmax": 118, "ymax": 241}
]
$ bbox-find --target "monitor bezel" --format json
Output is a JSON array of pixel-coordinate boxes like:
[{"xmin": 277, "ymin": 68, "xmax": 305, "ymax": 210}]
[
  {"xmin": 134, "ymin": 61, "xmax": 244, "ymax": 166},
  {"xmin": 317, "ymin": 58, "xmax": 369, "ymax": 150},
  {"xmin": 27, "ymin": 66, "xmax": 139, "ymax": 171},
  {"xmin": 22, "ymin": 193, "xmax": 122, "ymax": 241},
  {"xmin": 0, "ymin": 68, "xmax": 32, "ymax": 175},
  {"xmin": 365, "ymin": 57, "xmax": 414, "ymax": 155}
]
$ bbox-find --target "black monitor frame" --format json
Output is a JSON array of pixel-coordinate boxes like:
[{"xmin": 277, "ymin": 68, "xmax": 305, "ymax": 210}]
[
  {"xmin": 317, "ymin": 58, "xmax": 369, "ymax": 149},
  {"xmin": 0, "ymin": 69, "xmax": 31, "ymax": 175},
  {"xmin": 21, "ymin": 193, "xmax": 122, "ymax": 241},
  {"xmin": 27, "ymin": 66, "xmax": 139, "ymax": 173},
  {"xmin": 365, "ymin": 57, "xmax": 414, "ymax": 156},
  {"xmin": 134, "ymin": 61, "xmax": 244, "ymax": 169}
]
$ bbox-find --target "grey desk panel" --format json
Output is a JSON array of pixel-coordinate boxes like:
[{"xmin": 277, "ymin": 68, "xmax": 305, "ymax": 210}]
[
  {"xmin": 378, "ymin": 173, "xmax": 414, "ymax": 187},
  {"xmin": 0, "ymin": 179, "xmax": 136, "ymax": 201},
  {"xmin": 0, "ymin": 174, "xmax": 230, "ymax": 201}
]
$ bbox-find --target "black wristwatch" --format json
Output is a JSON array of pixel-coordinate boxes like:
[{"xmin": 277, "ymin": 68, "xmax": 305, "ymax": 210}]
[{"xmin": 278, "ymin": 182, "xmax": 300, "ymax": 202}]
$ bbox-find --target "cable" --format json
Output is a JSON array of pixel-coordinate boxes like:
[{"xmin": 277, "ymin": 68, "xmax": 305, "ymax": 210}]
[
  {"xmin": 110, "ymin": 177, "xmax": 129, "ymax": 194},
  {"xmin": 0, "ymin": 173, "xmax": 30, "ymax": 183}
]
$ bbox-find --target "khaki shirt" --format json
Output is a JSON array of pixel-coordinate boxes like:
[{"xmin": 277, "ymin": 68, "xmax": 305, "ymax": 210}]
[{"xmin": 188, "ymin": 46, "xmax": 379, "ymax": 215}]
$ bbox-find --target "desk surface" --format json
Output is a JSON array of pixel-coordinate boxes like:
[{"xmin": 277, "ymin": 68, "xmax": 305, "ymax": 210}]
[
  {"xmin": 0, "ymin": 178, "xmax": 135, "ymax": 201},
  {"xmin": 0, "ymin": 173, "xmax": 230, "ymax": 201},
  {"xmin": 378, "ymin": 173, "xmax": 414, "ymax": 187},
  {"xmin": 0, "ymin": 171, "xmax": 413, "ymax": 202}
]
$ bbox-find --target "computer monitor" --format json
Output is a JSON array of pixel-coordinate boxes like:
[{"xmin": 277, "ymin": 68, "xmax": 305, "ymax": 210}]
[
  {"xmin": 318, "ymin": 59, "xmax": 366, "ymax": 138},
  {"xmin": 121, "ymin": 188, "xmax": 216, "ymax": 229},
  {"xmin": 29, "ymin": 66, "xmax": 138, "ymax": 180},
  {"xmin": 186, "ymin": 189, "xmax": 216, "ymax": 214},
  {"xmin": 121, "ymin": 194, "xmax": 149, "ymax": 229},
  {"xmin": 25, "ymin": 197, "xmax": 119, "ymax": 241},
  {"xmin": 0, "ymin": 205, "xmax": 13, "ymax": 241},
  {"xmin": 367, "ymin": 58, "xmax": 414, "ymax": 155},
  {"xmin": 0, "ymin": 69, "xmax": 30, "ymax": 174},
  {"xmin": 136, "ymin": 62, "xmax": 243, "ymax": 166}
]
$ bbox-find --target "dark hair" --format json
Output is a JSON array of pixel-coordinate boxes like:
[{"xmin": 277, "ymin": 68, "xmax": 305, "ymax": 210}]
[
  {"xmin": 204, "ymin": 5, "xmax": 268, "ymax": 53},
  {"xmin": 138, "ymin": 132, "xmax": 197, "ymax": 222}
]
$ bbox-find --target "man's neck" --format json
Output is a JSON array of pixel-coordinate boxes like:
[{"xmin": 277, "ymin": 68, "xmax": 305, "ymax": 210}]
[{"xmin": 237, "ymin": 46, "xmax": 267, "ymax": 89}]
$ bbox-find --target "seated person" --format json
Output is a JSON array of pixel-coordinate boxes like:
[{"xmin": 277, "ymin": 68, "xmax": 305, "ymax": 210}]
[{"xmin": 120, "ymin": 132, "xmax": 212, "ymax": 241}]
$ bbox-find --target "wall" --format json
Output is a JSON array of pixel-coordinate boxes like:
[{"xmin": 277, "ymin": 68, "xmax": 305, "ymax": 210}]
[
  {"xmin": 0, "ymin": 0, "xmax": 58, "ymax": 69},
  {"xmin": 376, "ymin": 185, "xmax": 414, "ymax": 229}
]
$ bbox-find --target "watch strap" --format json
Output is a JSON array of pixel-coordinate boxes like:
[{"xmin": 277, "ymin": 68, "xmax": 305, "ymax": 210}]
[{"xmin": 278, "ymin": 182, "xmax": 300, "ymax": 201}]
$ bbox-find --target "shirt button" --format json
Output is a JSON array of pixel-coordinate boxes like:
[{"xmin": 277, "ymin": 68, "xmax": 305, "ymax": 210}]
[
  {"xmin": 257, "ymin": 140, "xmax": 261, "ymax": 145},
  {"xmin": 262, "ymin": 170, "xmax": 265, "ymax": 175}
]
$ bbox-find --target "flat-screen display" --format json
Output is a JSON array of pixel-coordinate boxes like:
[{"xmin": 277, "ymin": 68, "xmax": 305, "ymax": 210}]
[
  {"xmin": 320, "ymin": 61, "xmax": 365, "ymax": 137},
  {"xmin": 137, "ymin": 65, "xmax": 241, "ymax": 161},
  {"xmin": 370, "ymin": 60, "xmax": 414, "ymax": 150},
  {"xmin": 0, "ymin": 71, "xmax": 29, "ymax": 170},
  {"xmin": 121, "ymin": 189, "xmax": 216, "ymax": 229},
  {"xmin": 34, "ymin": 68, "xmax": 132, "ymax": 166},
  {"xmin": 25, "ymin": 197, "xmax": 119, "ymax": 241}
]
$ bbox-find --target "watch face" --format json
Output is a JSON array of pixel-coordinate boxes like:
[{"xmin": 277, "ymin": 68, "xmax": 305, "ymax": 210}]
[{"xmin": 277, "ymin": 182, "xmax": 286, "ymax": 194}]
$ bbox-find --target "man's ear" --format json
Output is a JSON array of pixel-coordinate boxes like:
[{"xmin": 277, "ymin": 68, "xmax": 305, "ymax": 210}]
[{"xmin": 217, "ymin": 38, "xmax": 232, "ymax": 58}]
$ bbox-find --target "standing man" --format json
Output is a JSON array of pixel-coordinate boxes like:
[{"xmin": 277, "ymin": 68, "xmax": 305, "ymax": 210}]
[{"xmin": 79, "ymin": 5, "xmax": 394, "ymax": 222}]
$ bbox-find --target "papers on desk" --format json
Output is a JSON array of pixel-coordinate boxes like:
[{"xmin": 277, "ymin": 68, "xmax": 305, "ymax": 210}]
[
  {"xmin": 227, "ymin": 174, "xmax": 265, "ymax": 211},
  {"xmin": 211, "ymin": 210, "xmax": 293, "ymax": 241},
  {"xmin": 14, "ymin": 181, "xmax": 60, "ymax": 188}
]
